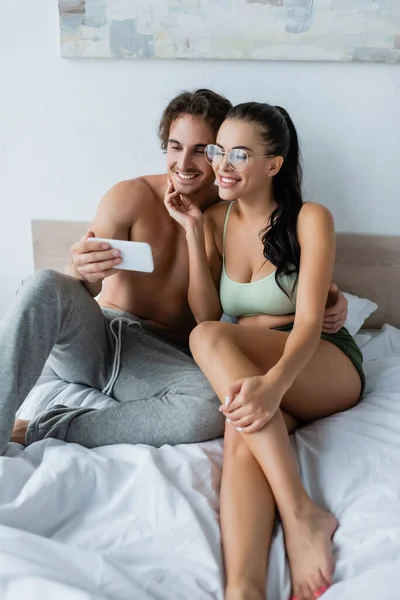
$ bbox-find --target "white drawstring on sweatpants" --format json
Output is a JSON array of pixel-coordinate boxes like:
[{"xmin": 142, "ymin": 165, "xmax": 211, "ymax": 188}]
[{"xmin": 102, "ymin": 317, "xmax": 142, "ymax": 396}]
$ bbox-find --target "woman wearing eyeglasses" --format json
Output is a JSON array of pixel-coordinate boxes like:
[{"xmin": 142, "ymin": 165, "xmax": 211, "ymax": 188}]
[{"xmin": 164, "ymin": 102, "xmax": 364, "ymax": 600}]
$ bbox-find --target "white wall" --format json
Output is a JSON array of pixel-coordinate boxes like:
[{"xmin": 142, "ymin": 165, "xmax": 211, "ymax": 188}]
[{"xmin": 1, "ymin": 0, "xmax": 399, "ymax": 318}]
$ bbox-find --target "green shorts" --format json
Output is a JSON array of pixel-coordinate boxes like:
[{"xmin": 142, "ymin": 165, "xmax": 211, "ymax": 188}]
[{"xmin": 274, "ymin": 324, "xmax": 365, "ymax": 398}]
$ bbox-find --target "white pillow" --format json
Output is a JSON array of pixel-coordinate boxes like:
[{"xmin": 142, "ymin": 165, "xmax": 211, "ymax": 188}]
[{"xmin": 344, "ymin": 292, "xmax": 378, "ymax": 335}]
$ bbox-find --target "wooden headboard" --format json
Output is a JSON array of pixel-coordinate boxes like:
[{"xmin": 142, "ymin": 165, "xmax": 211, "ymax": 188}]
[{"xmin": 31, "ymin": 220, "xmax": 400, "ymax": 329}]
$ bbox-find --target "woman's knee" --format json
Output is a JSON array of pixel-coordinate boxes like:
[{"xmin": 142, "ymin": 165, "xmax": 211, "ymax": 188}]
[{"xmin": 189, "ymin": 321, "xmax": 229, "ymax": 357}]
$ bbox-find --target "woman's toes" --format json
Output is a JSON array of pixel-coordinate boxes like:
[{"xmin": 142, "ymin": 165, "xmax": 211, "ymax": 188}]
[
  {"xmin": 300, "ymin": 582, "xmax": 313, "ymax": 600},
  {"xmin": 312, "ymin": 572, "xmax": 327, "ymax": 595},
  {"xmin": 313, "ymin": 585, "xmax": 329, "ymax": 599}
]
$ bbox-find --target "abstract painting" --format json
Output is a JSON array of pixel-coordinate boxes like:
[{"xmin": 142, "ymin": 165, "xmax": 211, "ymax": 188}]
[{"xmin": 59, "ymin": 1, "xmax": 400, "ymax": 62}]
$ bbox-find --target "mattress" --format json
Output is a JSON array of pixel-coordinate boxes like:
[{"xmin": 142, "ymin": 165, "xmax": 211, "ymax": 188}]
[{"xmin": 1, "ymin": 325, "xmax": 400, "ymax": 600}]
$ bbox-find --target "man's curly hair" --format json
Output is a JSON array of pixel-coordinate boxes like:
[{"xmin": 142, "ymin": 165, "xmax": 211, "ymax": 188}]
[{"xmin": 158, "ymin": 89, "xmax": 232, "ymax": 151}]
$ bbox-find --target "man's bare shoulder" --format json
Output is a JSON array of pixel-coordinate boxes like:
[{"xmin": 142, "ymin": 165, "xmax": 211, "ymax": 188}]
[
  {"xmin": 140, "ymin": 173, "xmax": 169, "ymax": 199},
  {"xmin": 106, "ymin": 174, "xmax": 167, "ymax": 204},
  {"xmin": 97, "ymin": 174, "xmax": 168, "ymax": 220},
  {"xmin": 88, "ymin": 176, "xmax": 167, "ymax": 239}
]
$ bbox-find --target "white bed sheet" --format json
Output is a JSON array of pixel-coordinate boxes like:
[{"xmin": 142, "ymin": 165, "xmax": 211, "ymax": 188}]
[{"xmin": 2, "ymin": 325, "xmax": 400, "ymax": 600}]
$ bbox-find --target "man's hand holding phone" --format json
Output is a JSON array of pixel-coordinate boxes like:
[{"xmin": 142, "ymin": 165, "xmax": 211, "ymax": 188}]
[{"xmin": 71, "ymin": 231, "xmax": 122, "ymax": 284}]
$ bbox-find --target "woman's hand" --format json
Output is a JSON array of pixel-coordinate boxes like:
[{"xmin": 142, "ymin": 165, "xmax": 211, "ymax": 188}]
[
  {"xmin": 164, "ymin": 179, "xmax": 203, "ymax": 231},
  {"xmin": 220, "ymin": 372, "xmax": 286, "ymax": 433}
]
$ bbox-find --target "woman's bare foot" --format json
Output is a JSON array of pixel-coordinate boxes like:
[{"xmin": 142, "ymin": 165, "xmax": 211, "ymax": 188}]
[
  {"xmin": 10, "ymin": 419, "xmax": 29, "ymax": 445},
  {"xmin": 225, "ymin": 586, "xmax": 265, "ymax": 600},
  {"xmin": 283, "ymin": 506, "xmax": 338, "ymax": 600}
]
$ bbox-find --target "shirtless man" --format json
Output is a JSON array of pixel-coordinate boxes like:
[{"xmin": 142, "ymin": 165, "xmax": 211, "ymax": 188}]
[{"xmin": 0, "ymin": 89, "xmax": 347, "ymax": 454}]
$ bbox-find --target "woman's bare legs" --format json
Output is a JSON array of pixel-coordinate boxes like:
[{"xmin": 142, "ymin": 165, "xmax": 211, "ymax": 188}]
[
  {"xmin": 190, "ymin": 322, "xmax": 361, "ymax": 600},
  {"xmin": 222, "ymin": 408, "xmax": 300, "ymax": 600}
]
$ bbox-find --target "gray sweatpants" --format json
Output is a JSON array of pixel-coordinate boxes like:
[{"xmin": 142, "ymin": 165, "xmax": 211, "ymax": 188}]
[{"xmin": 0, "ymin": 269, "xmax": 224, "ymax": 454}]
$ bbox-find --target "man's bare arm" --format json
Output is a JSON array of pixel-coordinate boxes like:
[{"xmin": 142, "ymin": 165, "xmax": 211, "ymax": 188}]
[{"xmin": 66, "ymin": 180, "xmax": 142, "ymax": 297}]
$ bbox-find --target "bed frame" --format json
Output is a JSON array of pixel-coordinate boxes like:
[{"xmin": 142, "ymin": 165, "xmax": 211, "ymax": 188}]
[{"xmin": 31, "ymin": 220, "xmax": 400, "ymax": 330}]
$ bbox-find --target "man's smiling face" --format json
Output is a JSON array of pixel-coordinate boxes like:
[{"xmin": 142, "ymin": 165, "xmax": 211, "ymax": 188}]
[{"xmin": 166, "ymin": 114, "xmax": 216, "ymax": 196}]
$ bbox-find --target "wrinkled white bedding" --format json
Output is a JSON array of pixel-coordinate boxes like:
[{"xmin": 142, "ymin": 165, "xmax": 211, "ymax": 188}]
[{"xmin": 1, "ymin": 325, "xmax": 400, "ymax": 600}]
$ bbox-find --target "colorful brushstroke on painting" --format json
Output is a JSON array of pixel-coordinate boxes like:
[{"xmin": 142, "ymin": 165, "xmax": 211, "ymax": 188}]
[{"xmin": 59, "ymin": 0, "xmax": 400, "ymax": 62}]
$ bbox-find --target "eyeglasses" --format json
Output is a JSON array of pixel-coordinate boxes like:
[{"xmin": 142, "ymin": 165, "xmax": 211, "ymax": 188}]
[{"xmin": 204, "ymin": 144, "xmax": 274, "ymax": 172}]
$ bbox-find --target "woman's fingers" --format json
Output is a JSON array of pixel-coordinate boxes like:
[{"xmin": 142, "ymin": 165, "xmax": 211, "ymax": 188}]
[
  {"xmin": 222, "ymin": 395, "xmax": 244, "ymax": 414},
  {"xmin": 164, "ymin": 180, "xmax": 180, "ymax": 204},
  {"xmin": 237, "ymin": 419, "xmax": 266, "ymax": 434},
  {"xmin": 221, "ymin": 405, "xmax": 250, "ymax": 423},
  {"xmin": 166, "ymin": 190, "xmax": 180, "ymax": 205},
  {"xmin": 167, "ymin": 192, "xmax": 185, "ymax": 210},
  {"xmin": 225, "ymin": 379, "xmax": 244, "ymax": 406},
  {"xmin": 231, "ymin": 414, "xmax": 255, "ymax": 429}
]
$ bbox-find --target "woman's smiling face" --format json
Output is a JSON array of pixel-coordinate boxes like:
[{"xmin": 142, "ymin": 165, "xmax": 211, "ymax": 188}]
[{"xmin": 214, "ymin": 118, "xmax": 282, "ymax": 201}]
